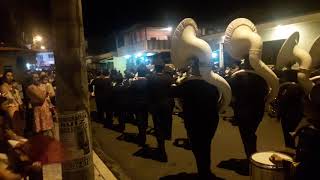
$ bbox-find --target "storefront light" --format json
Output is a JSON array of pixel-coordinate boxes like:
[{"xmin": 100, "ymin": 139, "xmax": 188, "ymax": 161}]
[
  {"xmin": 135, "ymin": 52, "xmax": 143, "ymax": 58},
  {"xmin": 146, "ymin": 52, "xmax": 155, "ymax": 56},
  {"xmin": 26, "ymin": 63, "xmax": 31, "ymax": 70},
  {"xmin": 124, "ymin": 55, "xmax": 131, "ymax": 59},
  {"xmin": 212, "ymin": 51, "xmax": 218, "ymax": 59},
  {"xmin": 162, "ymin": 27, "xmax": 172, "ymax": 32}
]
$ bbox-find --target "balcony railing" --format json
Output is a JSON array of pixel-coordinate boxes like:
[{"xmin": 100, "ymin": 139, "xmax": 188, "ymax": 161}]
[{"xmin": 147, "ymin": 40, "xmax": 171, "ymax": 50}]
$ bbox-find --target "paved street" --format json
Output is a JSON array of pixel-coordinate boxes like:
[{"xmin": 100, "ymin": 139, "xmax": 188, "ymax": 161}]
[{"xmin": 92, "ymin": 107, "xmax": 290, "ymax": 180}]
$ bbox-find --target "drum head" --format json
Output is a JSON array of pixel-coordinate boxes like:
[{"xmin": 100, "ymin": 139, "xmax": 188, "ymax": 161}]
[{"xmin": 251, "ymin": 151, "xmax": 293, "ymax": 168}]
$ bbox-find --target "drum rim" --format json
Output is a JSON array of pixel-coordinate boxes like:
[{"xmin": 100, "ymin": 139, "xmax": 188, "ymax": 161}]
[{"xmin": 250, "ymin": 151, "xmax": 292, "ymax": 169}]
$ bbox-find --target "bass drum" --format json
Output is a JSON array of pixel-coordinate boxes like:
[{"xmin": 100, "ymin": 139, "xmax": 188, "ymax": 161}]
[{"xmin": 250, "ymin": 151, "xmax": 293, "ymax": 180}]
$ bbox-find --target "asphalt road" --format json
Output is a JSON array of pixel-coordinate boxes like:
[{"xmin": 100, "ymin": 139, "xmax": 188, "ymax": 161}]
[{"xmin": 92, "ymin": 107, "xmax": 292, "ymax": 180}]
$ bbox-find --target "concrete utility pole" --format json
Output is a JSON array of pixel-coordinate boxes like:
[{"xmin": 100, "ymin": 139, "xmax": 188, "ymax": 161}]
[{"xmin": 51, "ymin": 0, "xmax": 94, "ymax": 179}]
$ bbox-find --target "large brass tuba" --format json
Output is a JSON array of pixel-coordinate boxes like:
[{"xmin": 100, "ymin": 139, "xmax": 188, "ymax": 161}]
[
  {"xmin": 224, "ymin": 18, "xmax": 279, "ymax": 103},
  {"xmin": 277, "ymin": 32, "xmax": 314, "ymax": 94},
  {"xmin": 171, "ymin": 18, "xmax": 232, "ymax": 112},
  {"xmin": 309, "ymin": 35, "xmax": 320, "ymax": 83}
]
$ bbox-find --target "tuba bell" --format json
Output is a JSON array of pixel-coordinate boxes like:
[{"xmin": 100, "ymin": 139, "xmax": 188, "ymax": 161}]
[{"xmin": 171, "ymin": 18, "xmax": 232, "ymax": 112}]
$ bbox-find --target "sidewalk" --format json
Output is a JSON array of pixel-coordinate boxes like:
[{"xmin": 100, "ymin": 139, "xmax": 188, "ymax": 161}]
[
  {"xmin": 43, "ymin": 151, "xmax": 117, "ymax": 180},
  {"xmin": 42, "ymin": 122, "xmax": 117, "ymax": 180}
]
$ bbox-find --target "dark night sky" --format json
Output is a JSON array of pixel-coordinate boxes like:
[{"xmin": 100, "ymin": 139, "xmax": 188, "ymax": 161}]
[
  {"xmin": 82, "ymin": 0, "xmax": 320, "ymax": 54},
  {"xmin": 1, "ymin": 0, "xmax": 320, "ymax": 54},
  {"xmin": 83, "ymin": 0, "xmax": 320, "ymax": 34}
]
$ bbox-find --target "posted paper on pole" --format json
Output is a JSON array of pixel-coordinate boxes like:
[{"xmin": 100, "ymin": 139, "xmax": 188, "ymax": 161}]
[{"xmin": 59, "ymin": 110, "xmax": 92, "ymax": 171}]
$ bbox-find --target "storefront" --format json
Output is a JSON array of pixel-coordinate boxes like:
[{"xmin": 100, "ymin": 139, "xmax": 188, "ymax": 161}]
[{"xmin": 0, "ymin": 47, "xmax": 37, "ymax": 81}]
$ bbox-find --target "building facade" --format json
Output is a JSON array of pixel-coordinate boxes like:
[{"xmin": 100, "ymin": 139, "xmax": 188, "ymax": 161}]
[
  {"xmin": 116, "ymin": 24, "xmax": 172, "ymax": 57},
  {"xmin": 201, "ymin": 12, "xmax": 320, "ymax": 67}
]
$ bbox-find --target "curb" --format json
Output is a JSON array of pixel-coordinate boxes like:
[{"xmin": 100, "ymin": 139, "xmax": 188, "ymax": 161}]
[{"xmin": 92, "ymin": 132, "xmax": 132, "ymax": 180}]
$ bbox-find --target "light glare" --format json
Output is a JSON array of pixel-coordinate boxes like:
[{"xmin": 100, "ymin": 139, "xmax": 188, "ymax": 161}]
[
  {"xmin": 33, "ymin": 35, "xmax": 43, "ymax": 42},
  {"xmin": 146, "ymin": 53, "xmax": 155, "ymax": 56},
  {"xmin": 124, "ymin": 55, "xmax": 131, "ymax": 59},
  {"xmin": 212, "ymin": 52, "xmax": 218, "ymax": 59}
]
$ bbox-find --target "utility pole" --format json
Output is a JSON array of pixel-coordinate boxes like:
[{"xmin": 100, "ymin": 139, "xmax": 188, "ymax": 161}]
[{"xmin": 51, "ymin": 0, "xmax": 94, "ymax": 179}]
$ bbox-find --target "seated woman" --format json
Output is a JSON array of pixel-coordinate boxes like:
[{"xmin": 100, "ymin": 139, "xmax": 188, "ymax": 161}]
[{"xmin": 0, "ymin": 110, "xmax": 41, "ymax": 180}]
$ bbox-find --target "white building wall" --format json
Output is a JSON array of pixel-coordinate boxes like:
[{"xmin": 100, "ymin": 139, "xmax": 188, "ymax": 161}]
[
  {"xmin": 202, "ymin": 12, "xmax": 320, "ymax": 51},
  {"xmin": 258, "ymin": 20, "xmax": 320, "ymax": 51},
  {"xmin": 110, "ymin": 57, "xmax": 127, "ymax": 74}
]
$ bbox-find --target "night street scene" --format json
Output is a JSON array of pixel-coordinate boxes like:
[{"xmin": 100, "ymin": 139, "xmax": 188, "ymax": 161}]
[{"xmin": 1, "ymin": 0, "xmax": 320, "ymax": 180}]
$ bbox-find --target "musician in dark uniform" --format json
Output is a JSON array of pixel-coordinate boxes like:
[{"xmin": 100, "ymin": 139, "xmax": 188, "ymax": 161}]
[
  {"xmin": 147, "ymin": 58, "xmax": 174, "ymax": 162},
  {"xmin": 271, "ymin": 80, "xmax": 320, "ymax": 180},
  {"xmin": 277, "ymin": 68, "xmax": 305, "ymax": 148},
  {"xmin": 171, "ymin": 58, "xmax": 220, "ymax": 179},
  {"xmin": 228, "ymin": 59, "xmax": 269, "ymax": 172},
  {"xmin": 89, "ymin": 70, "xmax": 113, "ymax": 127},
  {"xmin": 112, "ymin": 76, "xmax": 128, "ymax": 132},
  {"xmin": 130, "ymin": 65, "xmax": 149, "ymax": 146}
]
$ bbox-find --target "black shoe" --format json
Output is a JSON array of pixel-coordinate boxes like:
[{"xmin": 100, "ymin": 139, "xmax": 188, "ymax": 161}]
[
  {"xmin": 235, "ymin": 164, "xmax": 249, "ymax": 176},
  {"xmin": 135, "ymin": 135, "xmax": 146, "ymax": 147},
  {"xmin": 151, "ymin": 149, "xmax": 168, "ymax": 162},
  {"xmin": 133, "ymin": 147, "xmax": 168, "ymax": 162},
  {"xmin": 173, "ymin": 138, "xmax": 192, "ymax": 150}
]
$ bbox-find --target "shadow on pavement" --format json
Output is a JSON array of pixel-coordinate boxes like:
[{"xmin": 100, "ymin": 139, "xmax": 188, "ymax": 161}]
[
  {"xmin": 217, "ymin": 158, "xmax": 250, "ymax": 176},
  {"xmin": 116, "ymin": 132, "xmax": 139, "ymax": 143},
  {"xmin": 159, "ymin": 172, "xmax": 225, "ymax": 180},
  {"xmin": 133, "ymin": 146, "xmax": 168, "ymax": 162}
]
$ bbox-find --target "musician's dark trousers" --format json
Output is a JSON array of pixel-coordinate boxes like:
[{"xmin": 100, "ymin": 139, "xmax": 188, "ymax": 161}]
[
  {"xmin": 235, "ymin": 105, "xmax": 265, "ymax": 159},
  {"xmin": 184, "ymin": 113, "xmax": 219, "ymax": 178},
  {"xmin": 279, "ymin": 107, "xmax": 303, "ymax": 148}
]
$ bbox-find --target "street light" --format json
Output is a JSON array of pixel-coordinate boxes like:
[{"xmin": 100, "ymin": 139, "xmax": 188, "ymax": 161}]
[{"xmin": 33, "ymin": 35, "xmax": 43, "ymax": 42}]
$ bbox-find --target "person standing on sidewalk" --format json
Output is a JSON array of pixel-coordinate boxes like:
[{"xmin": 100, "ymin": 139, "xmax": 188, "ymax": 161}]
[
  {"xmin": 26, "ymin": 73, "xmax": 54, "ymax": 136},
  {"xmin": 0, "ymin": 70, "xmax": 24, "ymax": 136}
]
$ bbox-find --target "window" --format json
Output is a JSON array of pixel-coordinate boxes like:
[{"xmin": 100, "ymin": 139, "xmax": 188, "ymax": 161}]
[
  {"xmin": 48, "ymin": 54, "xmax": 54, "ymax": 58},
  {"xmin": 37, "ymin": 55, "xmax": 43, "ymax": 61}
]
